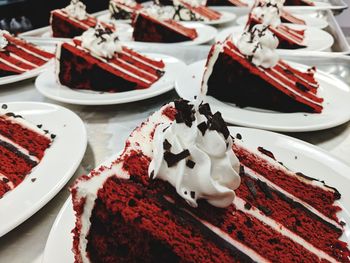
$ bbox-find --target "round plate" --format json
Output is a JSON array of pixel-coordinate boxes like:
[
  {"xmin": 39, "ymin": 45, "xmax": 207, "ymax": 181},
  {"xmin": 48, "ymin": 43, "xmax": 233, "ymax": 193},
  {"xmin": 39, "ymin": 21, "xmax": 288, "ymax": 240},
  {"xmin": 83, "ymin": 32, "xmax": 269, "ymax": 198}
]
[
  {"xmin": 35, "ymin": 53, "xmax": 186, "ymax": 105},
  {"xmin": 0, "ymin": 102, "xmax": 87, "ymax": 237},
  {"xmin": 175, "ymin": 59, "xmax": 350, "ymax": 132},
  {"xmin": 216, "ymin": 25, "xmax": 334, "ymax": 52},
  {"xmin": 42, "ymin": 126, "xmax": 350, "ymax": 263},
  {"xmin": 118, "ymin": 22, "xmax": 217, "ymax": 45},
  {"xmin": 236, "ymin": 14, "xmax": 328, "ymax": 29}
]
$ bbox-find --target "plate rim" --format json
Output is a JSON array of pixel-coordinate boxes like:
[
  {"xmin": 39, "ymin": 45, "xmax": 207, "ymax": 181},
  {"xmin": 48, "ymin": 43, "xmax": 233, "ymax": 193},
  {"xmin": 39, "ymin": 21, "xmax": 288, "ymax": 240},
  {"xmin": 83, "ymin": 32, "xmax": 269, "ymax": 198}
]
[{"xmin": 0, "ymin": 101, "xmax": 88, "ymax": 237}]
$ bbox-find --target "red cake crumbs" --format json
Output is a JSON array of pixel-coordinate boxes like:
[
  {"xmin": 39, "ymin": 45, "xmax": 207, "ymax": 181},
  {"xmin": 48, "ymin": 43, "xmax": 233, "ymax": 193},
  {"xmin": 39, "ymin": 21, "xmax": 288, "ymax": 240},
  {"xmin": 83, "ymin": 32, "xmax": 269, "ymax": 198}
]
[{"xmin": 162, "ymin": 106, "xmax": 177, "ymax": 121}]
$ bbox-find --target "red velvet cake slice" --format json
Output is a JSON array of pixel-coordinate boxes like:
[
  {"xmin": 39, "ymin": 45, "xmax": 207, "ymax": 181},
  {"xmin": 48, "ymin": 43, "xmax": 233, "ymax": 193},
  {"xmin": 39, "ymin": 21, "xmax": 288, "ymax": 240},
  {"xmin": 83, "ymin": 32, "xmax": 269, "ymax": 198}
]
[
  {"xmin": 56, "ymin": 26, "xmax": 165, "ymax": 92},
  {"xmin": 132, "ymin": 7, "xmax": 198, "ymax": 43},
  {"xmin": 71, "ymin": 99, "xmax": 349, "ymax": 262},
  {"xmin": 50, "ymin": 0, "xmax": 115, "ymax": 38},
  {"xmin": 172, "ymin": 0, "xmax": 222, "ymax": 21},
  {"xmin": 247, "ymin": 0, "xmax": 306, "ymax": 49},
  {"xmin": 202, "ymin": 26, "xmax": 323, "ymax": 113},
  {"xmin": 280, "ymin": 10, "xmax": 306, "ymax": 25},
  {"xmin": 109, "ymin": 0, "xmax": 142, "ymax": 20},
  {"xmin": 0, "ymin": 104, "xmax": 54, "ymax": 198},
  {"xmin": 0, "ymin": 31, "xmax": 54, "ymax": 77}
]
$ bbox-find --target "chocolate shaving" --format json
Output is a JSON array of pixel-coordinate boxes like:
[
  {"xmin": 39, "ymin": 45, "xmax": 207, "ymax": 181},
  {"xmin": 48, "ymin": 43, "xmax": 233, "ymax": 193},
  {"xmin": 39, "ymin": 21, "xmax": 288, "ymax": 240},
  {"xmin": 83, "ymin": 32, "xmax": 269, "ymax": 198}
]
[
  {"xmin": 208, "ymin": 112, "xmax": 229, "ymax": 139},
  {"xmin": 198, "ymin": 102, "xmax": 212, "ymax": 117},
  {"xmin": 164, "ymin": 149, "xmax": 190, "ymax": 167},
  {"xmin": 163, "ymin": 139, "xmax": 172, "ymax": 151},
  {"xmin": 197, "ymin": 121, "xmax": 207, "ymax": 136},
  {"xmin": 186, "ymin": 159, "xmax": 196, "ymax": 169},
  {"xmin": 2, "ymin": 178, "xmax": 9, "ymax": 183},
  {"xmin": 174, "ymin": 99, "xmax": 195, "ymax": 127}
]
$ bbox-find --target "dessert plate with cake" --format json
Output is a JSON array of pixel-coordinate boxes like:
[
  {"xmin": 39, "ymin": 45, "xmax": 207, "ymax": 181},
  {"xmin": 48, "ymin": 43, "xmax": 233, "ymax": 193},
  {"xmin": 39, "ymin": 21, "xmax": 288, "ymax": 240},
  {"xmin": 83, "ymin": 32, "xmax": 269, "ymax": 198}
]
[
  {"xmin": 43, "ymin": 99, "xmax": 349, "ymax": 263},
  {"xmin": 0, "ymin": 101, "xmax": 87, "ymax": 237},
  {"xmin": 35, "ymin": 27, "xmax": 187, "ymax": 105},
  {"xmin": 176, "ymin": 26, "xmax": 350, "ymax": 132},
  {"xmin": 0, "ymin": 31, "xmax": 55, "ymax": 85}
]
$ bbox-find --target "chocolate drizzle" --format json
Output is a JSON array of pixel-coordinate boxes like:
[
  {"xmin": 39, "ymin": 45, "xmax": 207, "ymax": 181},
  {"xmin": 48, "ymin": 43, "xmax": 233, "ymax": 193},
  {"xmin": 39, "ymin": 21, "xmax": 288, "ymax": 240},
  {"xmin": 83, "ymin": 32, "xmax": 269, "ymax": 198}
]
[{"xmin": 257, "ymin": 147, "xmax": 276, "ymax": 160}]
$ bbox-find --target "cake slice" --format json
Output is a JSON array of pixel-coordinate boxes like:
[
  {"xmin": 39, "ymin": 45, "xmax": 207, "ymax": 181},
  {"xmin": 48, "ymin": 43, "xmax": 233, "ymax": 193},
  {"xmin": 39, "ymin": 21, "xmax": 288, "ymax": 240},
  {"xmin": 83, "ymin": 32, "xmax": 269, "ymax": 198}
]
[
  {"xmin": 56, "ymin": 26, "xmax": 165, "ymax": 92},
  {"xmin": 71, "ymin": 99, "xmax": 349, "ymax": 262},
  {"xmin": 172, "ymin": 0, "xmax": 222, "ymax": 21},
  {"xmin": 0, "ymin": 31, "xmax": 54, "ymax": 77},
  {"xmin": 132, "ymin": 7, "xmax": 198, "ymax": 43},
  {"xmin": 202, "ymin": 26, "xmax": 323, "ymax": 113},
  {"xmin": 50, "ymin": 0, "xmax": 115, "ymax": 38},
  {"xmin": 109, "ymin": 0, "xmax": 142, "ymax": 20},
  {"xmin": 280, "ymin": 10, "xmax": 306, "ymax": 25},
  {"xmin": 247, "ymin": 0, "xmax": 306, "ymax": 49},
  {"xmin": 0, "ymin": 105, "xmax": 54, "ymax": 198}
]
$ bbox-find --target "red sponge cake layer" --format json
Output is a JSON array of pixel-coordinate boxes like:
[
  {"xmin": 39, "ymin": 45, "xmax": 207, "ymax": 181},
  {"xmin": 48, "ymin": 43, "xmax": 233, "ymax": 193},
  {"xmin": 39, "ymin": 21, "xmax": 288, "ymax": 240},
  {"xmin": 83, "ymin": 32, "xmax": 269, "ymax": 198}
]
[
  {"xmin": 132, "ymin": 13, "xmax": 198, "ymax": 43},
  {"xmin": 57, "ymin": 41, "xmax": 165, "ymax": 92},
  {"xmin": 0, "ymin": 108, "xmax": 53, "ymax": 198}
]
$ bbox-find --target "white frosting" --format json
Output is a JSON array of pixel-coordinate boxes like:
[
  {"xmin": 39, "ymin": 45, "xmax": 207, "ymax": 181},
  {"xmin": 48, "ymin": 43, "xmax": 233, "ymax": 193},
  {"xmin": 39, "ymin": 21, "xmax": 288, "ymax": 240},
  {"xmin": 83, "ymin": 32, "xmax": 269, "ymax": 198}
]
[
  {"xmin": 142, "ymin": 5, "xmax": 174, "ymax": 20},
  {"xmin": 148, "ymin": 101, "xmax": 241, "ymax": 208},
  {"xmin": 81, "ymin": 26, "xmax": 122, "ymax": 59},
  {"xmin": 237, "ymin": 24, "xmax": 279, "ymax": 68},
  {"xmin": 64, "ymin": 0, "xmax": 88, "ymax": 20},
  {"xmin": 0, "ymin": 30, "xmax": 9, "ymax": 51},
  {"xmin": 251, "ymin": 0, "xmax": 286, "ymax": 27}
]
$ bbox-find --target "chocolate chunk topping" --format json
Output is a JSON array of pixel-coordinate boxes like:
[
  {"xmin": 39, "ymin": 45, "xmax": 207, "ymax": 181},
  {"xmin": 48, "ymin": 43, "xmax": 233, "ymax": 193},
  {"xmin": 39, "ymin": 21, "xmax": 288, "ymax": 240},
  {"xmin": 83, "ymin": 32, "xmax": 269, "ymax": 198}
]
[
  {"xmin": 197, "ymin": 121, "xmax": 207, "ymax": 136},
  {"xmin": 190, "ymin": 191, "xmax": 196, "ymax": 199},
  {"xmin": 186, "ymin": 159, "xmax": 195, "ymax": 169},
  {"xmin": 257, "ymin": 147, "xmax": 276, "ymax": 160},
  {"xmin": 164, "ymin": 149, "xmax": 190, "ymax": 167},
  {"xmin": 236, "ymin": 133, "xmax": 242, "ymax": 140},
  {"xmin": 163, "ymin": 139, "xmax": 172, "ymax": 151},
  {"xmin": 1, "ymin": 104, "xmax": 7, "ymax": 109},
  {"xmin": 198, "ymin": 102, "xmax": 212, "ymax": 117},
  {"xmin": 258, "ymin": 205, "xmax": 272, "ymax": 216},
  {"xmin": 174, "ymin": 99, "xmax": 195, "ymax": 127},
  {"xmin": 208, "ymin": 112, "xmax": 229, "ymax": 139}
]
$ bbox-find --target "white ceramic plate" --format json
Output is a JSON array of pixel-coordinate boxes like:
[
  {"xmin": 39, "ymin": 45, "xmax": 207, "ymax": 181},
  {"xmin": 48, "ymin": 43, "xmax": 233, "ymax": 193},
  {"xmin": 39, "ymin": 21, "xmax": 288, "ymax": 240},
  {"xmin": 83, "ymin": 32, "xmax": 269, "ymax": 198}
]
[
  {"xmin": 35, "ymin": 53, "xmax": 186, "ymax": 105},
  {"xmin": 175, "ymin": 59, "xmax": 350, "ymax": 132},
  {"xmin": 42, "ymin": 126, "xmax": 350, "ymax": 263},
  {"xmin": 236, "ymin": 14, "xmax": 328, "ymax": 29},
  {"xmin": 216, "ymin": 25, "xmax": 333, "ymax": 52},
  {"xmin": 0, "ymin": 102, "xmax": 87, "ymax": 237}
]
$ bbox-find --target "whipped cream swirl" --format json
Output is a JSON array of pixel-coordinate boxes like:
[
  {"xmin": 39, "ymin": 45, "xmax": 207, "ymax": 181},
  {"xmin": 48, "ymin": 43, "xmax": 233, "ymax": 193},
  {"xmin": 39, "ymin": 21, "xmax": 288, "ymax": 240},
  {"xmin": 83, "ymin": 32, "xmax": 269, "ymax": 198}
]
[
  {"xmin": 0, "ymin": 30, "xmax": 8, "ymax": 51},
  {"xmin": 81, "ymin": 26, "xmax": 122, "ymax": 59},
  {"xmin": 142, "ymin": 5, "xmax": 174, "ymax": 20},
  {"xmin": 64, "ymin": 0, "xmax": 88, "ymax": 20},
  {"xmin": 148, "ymin": 100, "xmax": 241, "ymax": 208},
  {"xmin": 251, "ymin": 0, "xmax": 285, "ymax": 27},
  {"xmin": 237, "ymin": 24, "xmax": 279, "ymax": 68}
]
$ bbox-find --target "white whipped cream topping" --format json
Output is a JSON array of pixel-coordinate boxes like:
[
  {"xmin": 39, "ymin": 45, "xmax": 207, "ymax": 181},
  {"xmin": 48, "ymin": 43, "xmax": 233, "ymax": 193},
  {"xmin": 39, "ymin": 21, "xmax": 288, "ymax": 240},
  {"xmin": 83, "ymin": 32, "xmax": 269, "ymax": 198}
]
[
  {"xmin": 142, "ymin": 5, "xmax": 174, "ymax": 20},
  {"xmin": 81, "ymin": 26, "xmax": 122, "ymax": 59},
  {"xmin": 0, "ymin": 30, "xmax": 9, "ymax": 51},
  {"xmin": 64, "ymin": 0, "xmax": 88, "ymax": 20},
  {"xmin": 237, "ymin": 24, "xmax": 279, "ymax": 68},
  {"xmin": 251, "ymin": 0, "xmax": 285, "ymax": 27},
  {"xmin": 148, "ymin": 101, "xmax": 241, "ymax": 208}
]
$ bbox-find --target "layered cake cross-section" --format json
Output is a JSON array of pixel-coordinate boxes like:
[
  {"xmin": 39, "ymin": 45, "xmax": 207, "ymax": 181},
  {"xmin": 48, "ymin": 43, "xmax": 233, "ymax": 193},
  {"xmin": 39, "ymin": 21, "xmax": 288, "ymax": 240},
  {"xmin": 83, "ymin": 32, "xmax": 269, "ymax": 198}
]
[
  {"xmin": 0, "ymin": 105, "xmax": 54, "ymax": 198},
  {"xmin": 132, "ymin": 5, "xmax": 198, "ymax": 43},
  {"xmin": 0, "ymin": 31, "xmax": 54, "ymax": 77},
  {"xmin": 50, "ymin": 0, "xmax": 115, "ymax": 38},
  {"xmin": 202, "ymin": 25, "xmax": 323, "ymax": 113},
  {"xmin": 71, "ymin": 99, "xmax": 349, "ymax": 262},
  {"xmin": 56, "ymin": 26, "xmax": 165, "ymax": 92}
]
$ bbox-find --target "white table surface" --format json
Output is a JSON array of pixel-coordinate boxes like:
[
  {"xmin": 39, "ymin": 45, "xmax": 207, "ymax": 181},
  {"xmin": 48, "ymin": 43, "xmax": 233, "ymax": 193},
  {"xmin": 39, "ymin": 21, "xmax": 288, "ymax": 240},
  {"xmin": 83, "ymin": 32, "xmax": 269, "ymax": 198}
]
[{"xmin": 1, "ymin": 33, "xmax": 350, "ymax": 263}]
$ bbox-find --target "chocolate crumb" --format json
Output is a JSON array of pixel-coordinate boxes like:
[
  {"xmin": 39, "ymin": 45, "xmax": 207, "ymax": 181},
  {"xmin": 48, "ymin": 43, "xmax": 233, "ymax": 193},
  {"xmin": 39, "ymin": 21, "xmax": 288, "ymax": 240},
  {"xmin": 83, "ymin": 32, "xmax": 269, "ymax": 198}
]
[
  {"xmin": 1, "ymin": 104, "xmax": 7, "ymax": 109},
  {"xmin": 186, "ymin": 159, "xmax": 196, "ymax": 169},
  {"xmin": 227, "ymin": 223, "xmax": 236, "ymax": 233},
  {"xmin": 31, "ymin": 178, "xmax": 37, "ymax": 182},
  {"xmin": 239, "ymin": 165, "xmax": 245, "ymax": 176},
  {"xmin": 51, "ymin": 134, "xmax": 56, "ymax": 139},
  {"xmin": 258, "ymin": 205, "xmax": 272, "ymax": 216},
  {"xmin": 128, "ymin": 199, "xmax": 137, "ymax": 207},
  {"xmin": 37, "ymin": 124, "xmax": 43, "ymax": 128},
  {"xmin": 2, "ymin": 178, "xmax": 9, "ymax": 183},
  {"xmin": 150, "ymin": 170, "xmax": 154, "ymax": 179},
  {"xmin": 237, "ymin": 231, "xmax": 245, "ymax": 241},
  {"xmin": 190, "ymin": 191, "xmax": 195, "ymax": 199},
  {"xmin": 257, "ymin": 147, "xmax": 275, "ymax": 160},
  {"xmin": 340, "ymin": 221, "xmax": 346, "ymax": 226},
  {"xmin": 163, "ymin": 139, "xmax": 172, "ymax": 151},
  {"xmin": 244, "ymin": 202, "xmax": 252, "ymax": 210},
  {"xmin": 236, "ymin": 133, "xmax": 242, "ymax": 140}
]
